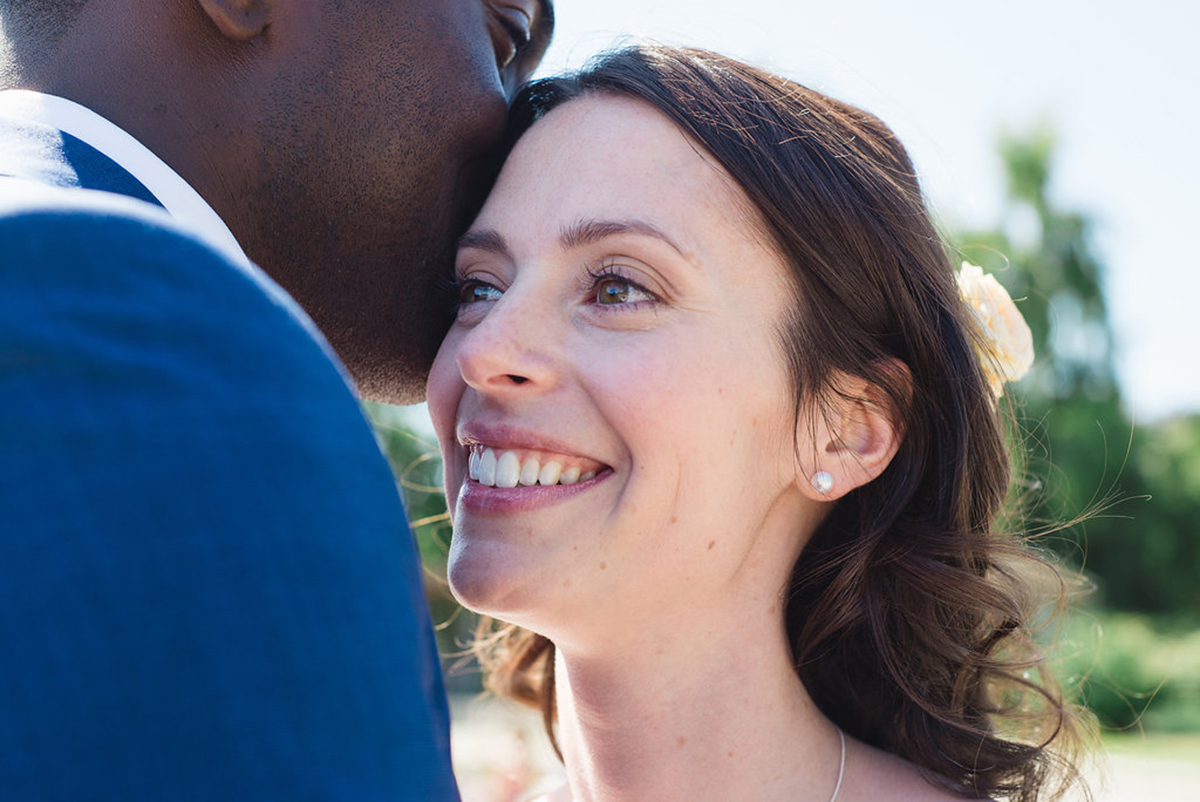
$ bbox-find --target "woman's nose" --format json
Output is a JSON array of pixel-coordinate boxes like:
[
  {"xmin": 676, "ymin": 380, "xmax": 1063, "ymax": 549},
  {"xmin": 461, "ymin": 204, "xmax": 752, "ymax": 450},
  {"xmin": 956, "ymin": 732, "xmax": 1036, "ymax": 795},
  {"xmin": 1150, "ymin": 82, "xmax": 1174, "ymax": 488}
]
[{"xmin": 454, "ymin": 294, "xmax": 559, "ymax": 396}]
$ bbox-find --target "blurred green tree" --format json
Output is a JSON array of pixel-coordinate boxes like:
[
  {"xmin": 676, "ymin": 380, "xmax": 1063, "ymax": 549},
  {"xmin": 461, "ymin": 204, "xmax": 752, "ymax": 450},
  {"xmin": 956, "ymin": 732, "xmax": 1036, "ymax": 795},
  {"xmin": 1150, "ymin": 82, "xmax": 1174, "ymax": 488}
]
[
  {"xmin": 365, "ymin": 402, "xmax": 483, "ymax": 692},
  {"xmin": 956, "ymin": 127, "xmax": 1200, "ymax": 617}
]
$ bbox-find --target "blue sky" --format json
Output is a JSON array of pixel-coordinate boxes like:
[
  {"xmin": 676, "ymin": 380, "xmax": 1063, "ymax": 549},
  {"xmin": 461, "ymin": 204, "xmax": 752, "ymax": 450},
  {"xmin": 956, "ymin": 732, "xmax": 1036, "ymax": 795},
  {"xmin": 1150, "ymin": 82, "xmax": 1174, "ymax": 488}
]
[{"xmin": 535, "ymin": 0, "xmax": 1199, "ymax": 422}]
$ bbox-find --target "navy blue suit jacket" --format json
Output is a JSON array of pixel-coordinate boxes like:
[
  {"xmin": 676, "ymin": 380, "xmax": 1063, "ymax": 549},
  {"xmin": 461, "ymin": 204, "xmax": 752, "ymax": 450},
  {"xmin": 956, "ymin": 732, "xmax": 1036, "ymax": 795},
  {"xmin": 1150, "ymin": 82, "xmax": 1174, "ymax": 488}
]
[{"xmin": 0, "ymin": 112, "xmax": 458, "ymax": 799}]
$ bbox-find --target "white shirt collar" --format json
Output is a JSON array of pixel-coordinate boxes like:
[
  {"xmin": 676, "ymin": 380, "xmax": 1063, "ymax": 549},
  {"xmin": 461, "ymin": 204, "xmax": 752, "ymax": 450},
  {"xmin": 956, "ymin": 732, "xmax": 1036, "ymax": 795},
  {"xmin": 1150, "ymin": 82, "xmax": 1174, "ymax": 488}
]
[{"xmin": 0, "ymin": 89, "xmax": 251, "ymax": 267}]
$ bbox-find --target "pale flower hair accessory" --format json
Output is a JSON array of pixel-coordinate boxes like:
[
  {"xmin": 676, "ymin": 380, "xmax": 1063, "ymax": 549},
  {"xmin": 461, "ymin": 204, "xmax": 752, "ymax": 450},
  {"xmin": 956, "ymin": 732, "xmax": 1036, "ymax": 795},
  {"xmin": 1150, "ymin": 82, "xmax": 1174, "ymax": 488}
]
[{"xmin": 956, "ymin": 262, "xmax": 1035, "ymax": 399}]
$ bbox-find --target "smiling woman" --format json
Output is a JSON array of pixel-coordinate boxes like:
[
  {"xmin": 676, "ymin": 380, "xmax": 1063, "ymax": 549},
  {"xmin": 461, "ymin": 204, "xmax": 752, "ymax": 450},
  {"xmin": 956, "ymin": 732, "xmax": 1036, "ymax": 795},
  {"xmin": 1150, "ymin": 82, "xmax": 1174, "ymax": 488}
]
[{"xmin": 428, "ymin": 45, "xmax": 1090, "ymax": 802}]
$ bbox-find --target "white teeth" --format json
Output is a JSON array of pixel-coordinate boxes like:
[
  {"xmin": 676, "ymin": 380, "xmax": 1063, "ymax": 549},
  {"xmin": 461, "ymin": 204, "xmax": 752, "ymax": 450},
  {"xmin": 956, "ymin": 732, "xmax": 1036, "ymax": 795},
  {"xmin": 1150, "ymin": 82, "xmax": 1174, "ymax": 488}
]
[
  {"xmin": 495, "ymin": 451, "xmax": 521, "ymax": 488},
  {"xmin": 519, "ymin": 457, "xmax": 541, "ymax": 486},
  {"xmin": 478, "ymin": 447, "xmax": 497, "ymax": 486},
  {"xmin": 469, "ymin": 447, "xmax": 601, "ymax": 488},
  {"xmin": 538, "ymin": 461, "xmax": 562, "ymax": 486}
]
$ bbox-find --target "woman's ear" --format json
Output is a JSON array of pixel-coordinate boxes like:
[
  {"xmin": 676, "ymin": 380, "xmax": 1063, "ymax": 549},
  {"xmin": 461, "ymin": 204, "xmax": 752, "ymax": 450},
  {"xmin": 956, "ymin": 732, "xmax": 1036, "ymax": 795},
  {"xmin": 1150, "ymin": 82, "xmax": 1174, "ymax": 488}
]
[
  {"xmin": 196, "ymin": 0, "xmax": 271, "ymax": 41},
  {"xmin": 798, "ymin": 363, "xmax": 909, "ymax": 501}
]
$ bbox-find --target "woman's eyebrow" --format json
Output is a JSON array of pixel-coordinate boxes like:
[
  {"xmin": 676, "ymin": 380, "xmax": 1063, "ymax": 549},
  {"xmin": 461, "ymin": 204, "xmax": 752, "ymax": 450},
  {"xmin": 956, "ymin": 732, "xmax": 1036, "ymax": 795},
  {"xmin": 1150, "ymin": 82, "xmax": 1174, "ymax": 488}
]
[
  {"xmin": 458, "ymin": 218, "xmax": 691, "ymax": 259},
  {"xmin": 457, "ymin": 228, "xmax": 510, "ymax": 256},
  {"xmin": 559, "ymin": 218, "xmax": 688, "ymax": 257}
]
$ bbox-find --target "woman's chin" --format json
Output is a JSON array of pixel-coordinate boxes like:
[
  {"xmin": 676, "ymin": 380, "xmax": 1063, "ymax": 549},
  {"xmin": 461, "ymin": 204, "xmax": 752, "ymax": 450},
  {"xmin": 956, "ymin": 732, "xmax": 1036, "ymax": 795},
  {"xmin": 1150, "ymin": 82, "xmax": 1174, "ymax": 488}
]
[{"xmin": 447, "ymin": 538, "xmax": 542, "ymax": 621}]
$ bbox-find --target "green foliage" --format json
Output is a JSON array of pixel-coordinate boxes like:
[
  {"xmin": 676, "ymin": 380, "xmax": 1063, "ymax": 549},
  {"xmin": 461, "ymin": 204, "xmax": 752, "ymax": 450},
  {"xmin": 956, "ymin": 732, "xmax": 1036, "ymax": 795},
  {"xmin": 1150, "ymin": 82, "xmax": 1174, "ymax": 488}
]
[
  {"xmin": 1118, "ymin": 417, "xmax": 1200, "ymax": 614},
  {"xmin": 364, "ymin": 402, "xmax": 483, "ymax": 692},
  {"xmin": 964, "ymin": 126, "xmax": 1115, "ymax": 403},
  {"xmin": 958, "ymin": 126, "xmax": 1200, "ymax": 618},
  {"xmin": 1055, "ymin": 610, "xmax": 1200, "ymax": 733}
]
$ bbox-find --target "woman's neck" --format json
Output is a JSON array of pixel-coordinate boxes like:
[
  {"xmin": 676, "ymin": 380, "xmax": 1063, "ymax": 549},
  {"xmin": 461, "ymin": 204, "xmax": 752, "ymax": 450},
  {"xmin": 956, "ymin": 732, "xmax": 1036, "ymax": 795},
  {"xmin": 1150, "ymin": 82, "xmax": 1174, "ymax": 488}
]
[{"xmin": 550, "ymin": 604, "xmax": 845, "ymax": 802}]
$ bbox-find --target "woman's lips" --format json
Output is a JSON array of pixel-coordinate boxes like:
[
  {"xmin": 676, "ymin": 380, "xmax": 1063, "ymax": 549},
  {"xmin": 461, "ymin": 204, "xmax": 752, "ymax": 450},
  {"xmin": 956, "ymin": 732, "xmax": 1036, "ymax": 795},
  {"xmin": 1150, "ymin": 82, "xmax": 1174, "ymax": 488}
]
[
  {"xmin": 453, "ymin": 423, "xmax": 613, "ymax": 514},
  {"xmin": 457, "ymin": 468, "xmax": 612, "ymax": 515}
]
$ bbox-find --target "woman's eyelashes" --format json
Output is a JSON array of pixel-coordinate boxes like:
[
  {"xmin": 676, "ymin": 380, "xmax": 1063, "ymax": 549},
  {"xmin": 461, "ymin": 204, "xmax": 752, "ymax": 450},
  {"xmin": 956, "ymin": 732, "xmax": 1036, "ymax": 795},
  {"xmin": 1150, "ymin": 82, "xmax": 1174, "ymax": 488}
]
[
  {"xmin": 585, "ymin": 264, "xmax": 661, "ymax": 309},
  {"xmin": 451, "ymin": 261, "xmax": 664, "ymax": 318},
  {"xmin": 454, "ymin": 278, "xmax": 503, "ymax": 306}
]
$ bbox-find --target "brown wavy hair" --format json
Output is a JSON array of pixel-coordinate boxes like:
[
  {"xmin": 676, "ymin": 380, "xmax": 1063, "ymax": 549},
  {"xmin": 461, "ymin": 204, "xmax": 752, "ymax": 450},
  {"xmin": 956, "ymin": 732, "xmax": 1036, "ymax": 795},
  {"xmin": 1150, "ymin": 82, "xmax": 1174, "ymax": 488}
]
[{"xmin": 472, "ymin": 44, "xmax": 1090, "ymax": 801}]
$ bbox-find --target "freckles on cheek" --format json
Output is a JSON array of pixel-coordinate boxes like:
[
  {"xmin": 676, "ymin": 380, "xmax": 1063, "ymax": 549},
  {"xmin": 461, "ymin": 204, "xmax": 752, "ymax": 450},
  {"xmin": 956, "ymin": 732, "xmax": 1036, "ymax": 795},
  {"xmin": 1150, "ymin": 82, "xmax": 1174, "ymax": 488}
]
[
  {"xmin": 602, "ymin": 336, "xmax": 712, "ymax": 399},
  {"xmin": 591, "ymin": 358, "xmax": 672, "ymax": 415}
]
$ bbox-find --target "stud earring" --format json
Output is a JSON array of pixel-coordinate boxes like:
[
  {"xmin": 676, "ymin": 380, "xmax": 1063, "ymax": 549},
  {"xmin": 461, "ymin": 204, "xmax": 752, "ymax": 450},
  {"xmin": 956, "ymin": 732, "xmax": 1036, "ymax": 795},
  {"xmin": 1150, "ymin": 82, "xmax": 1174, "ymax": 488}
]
[{"xmin": 811, "ymin": 471, "xmax": 834, "ymax": 495}]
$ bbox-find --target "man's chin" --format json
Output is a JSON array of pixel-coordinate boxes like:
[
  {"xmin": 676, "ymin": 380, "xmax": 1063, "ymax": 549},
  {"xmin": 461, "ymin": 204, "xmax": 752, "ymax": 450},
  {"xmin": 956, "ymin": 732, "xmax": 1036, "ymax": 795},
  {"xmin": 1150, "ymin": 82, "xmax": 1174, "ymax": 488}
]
[
  {"xmin": 319, "ymin": 282, "xmax": 450, "ymax": 406},
  {"xmin": 345, "ymin": 350, "xmax": 433, "ymax": 406}
]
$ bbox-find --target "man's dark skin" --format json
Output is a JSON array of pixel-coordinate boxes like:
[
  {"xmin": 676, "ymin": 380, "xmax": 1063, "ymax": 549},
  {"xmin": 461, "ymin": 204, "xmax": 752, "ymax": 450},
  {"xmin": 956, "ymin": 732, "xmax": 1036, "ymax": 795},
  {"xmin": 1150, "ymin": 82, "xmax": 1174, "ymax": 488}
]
[{"xmin": 0, "ymin": 0, "xmax": 554, "ymax": 403}]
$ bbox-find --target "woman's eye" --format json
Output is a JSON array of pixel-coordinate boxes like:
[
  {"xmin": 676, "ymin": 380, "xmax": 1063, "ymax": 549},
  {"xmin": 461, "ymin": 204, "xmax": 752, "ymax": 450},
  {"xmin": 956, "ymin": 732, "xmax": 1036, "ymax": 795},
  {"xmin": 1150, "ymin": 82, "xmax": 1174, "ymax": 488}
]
[
  {"xmin": 458, "ymin": 280, "xmax": 503, "ymax": 305},
  {"xmin": 594, "ymin": 276, "xmax": 656, "ymax": 306}
]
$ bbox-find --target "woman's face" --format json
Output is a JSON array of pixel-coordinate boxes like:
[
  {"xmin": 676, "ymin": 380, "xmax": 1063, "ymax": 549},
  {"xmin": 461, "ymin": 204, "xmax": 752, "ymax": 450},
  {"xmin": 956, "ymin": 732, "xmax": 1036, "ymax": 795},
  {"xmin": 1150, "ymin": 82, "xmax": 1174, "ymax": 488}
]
[{"xmin": 428, "ymin": 95, "xmax": 821, "ymax": 642}]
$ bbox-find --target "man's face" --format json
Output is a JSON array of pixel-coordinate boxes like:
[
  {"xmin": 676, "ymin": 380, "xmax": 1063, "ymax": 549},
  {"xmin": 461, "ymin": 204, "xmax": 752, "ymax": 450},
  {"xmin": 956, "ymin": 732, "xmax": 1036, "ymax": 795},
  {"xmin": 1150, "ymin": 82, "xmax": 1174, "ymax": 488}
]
[{"xmin": 238, "ymin": 1, "xmax": 554, "ymax": 403}]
